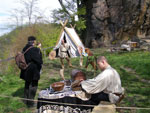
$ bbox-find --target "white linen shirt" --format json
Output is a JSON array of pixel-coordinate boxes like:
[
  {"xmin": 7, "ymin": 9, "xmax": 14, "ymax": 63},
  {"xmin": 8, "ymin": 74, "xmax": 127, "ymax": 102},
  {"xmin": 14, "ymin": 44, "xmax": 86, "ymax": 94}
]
[
  {"xmin": 59, "ymin": 43, "xmax": 69, "ymax": 58},
  {"xmin": 81, "ymin": 65, "xmax": 124, "ymax": 103}
]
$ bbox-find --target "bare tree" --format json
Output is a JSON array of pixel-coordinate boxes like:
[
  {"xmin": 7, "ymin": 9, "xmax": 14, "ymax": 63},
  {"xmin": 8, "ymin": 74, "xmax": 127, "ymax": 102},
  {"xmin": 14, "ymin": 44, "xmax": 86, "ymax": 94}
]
[
  {"xmin": 9, "ymin": 9, "xmax": 20, "ymax": 27},
  {"xmin": 8, "ymin": 0, "xmax": 48, "ymax": 30},
  {"xmin": 9, "ymin": 9, "xmax": 25, "ymax": 27},
  {"xmin": 20, "ymin": 0, "xmax": 39, "ymax": 25},
  {"xmin": 53, "ymin": 0, "xmax": 86, "ymax": 31},
  {"xmin": 58, "ymin": 0, "xmax": 72, "ymax": 17},
  {"xmin": 57, "ymin": 0, "xmax": 85, "ymax": 20},
  {"xmin": 52, "ymin": 0, "xmax": 78, "ymax": 24}
]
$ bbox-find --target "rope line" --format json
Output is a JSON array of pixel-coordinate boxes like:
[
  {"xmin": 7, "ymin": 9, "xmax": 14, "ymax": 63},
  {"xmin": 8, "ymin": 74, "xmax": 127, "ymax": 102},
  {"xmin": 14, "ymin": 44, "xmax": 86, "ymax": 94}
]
[
  {"xmin": 0, "ymin": 57, "xmax": 15, "ymax": 63},
  {"xmin": 0, "ymin": 95, "xmax": 150, "ymax": 110},
  {"xmin": 0, "ymin": 46, "xmax": 143, "ymax": 63},
  {"xmin": 0, "ymin": 47, "xmax": 54, "ymax": 63}
]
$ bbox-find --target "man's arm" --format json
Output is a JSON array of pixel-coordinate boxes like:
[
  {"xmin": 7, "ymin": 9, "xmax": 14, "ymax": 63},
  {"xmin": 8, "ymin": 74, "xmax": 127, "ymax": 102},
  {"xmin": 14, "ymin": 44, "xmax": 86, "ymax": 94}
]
[
  {"xmin": 31, "ymin": 48, "xmax": 43, "ymax": 65},
  {"xmin": 81, "ymin": 70, "xmax": 111, "ymax": 94}
]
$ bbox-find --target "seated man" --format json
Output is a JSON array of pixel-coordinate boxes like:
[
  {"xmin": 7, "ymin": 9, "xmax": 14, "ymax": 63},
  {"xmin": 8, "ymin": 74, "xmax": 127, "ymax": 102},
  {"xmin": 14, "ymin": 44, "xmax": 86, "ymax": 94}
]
[{"xmin": 77, "ymin": 56, "xmax": 124, "ymax": 104}]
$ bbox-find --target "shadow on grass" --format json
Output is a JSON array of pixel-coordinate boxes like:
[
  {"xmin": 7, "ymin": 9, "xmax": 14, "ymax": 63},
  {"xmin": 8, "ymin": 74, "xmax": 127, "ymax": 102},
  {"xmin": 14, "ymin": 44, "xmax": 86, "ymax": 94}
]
[{"xmin": 12, "ymin": 87, "xmax": 24, "ymax": 98}]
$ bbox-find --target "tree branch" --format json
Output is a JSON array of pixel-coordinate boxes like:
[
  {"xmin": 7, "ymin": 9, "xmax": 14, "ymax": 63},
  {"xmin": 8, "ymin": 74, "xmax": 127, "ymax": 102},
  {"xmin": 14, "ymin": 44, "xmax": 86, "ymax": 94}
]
[{"xmin": 58, "ymin": 0, "xmax": 72, "ymax": 17}]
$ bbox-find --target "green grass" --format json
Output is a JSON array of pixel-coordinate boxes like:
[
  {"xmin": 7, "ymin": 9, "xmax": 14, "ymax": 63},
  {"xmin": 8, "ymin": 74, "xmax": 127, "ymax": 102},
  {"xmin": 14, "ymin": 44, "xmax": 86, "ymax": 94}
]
[
  {"xmin": 0, "ymin": 74, "xmax": 31, "ymax": 113},
  {"xmin": 0, "ymin": 49, "xmax": 150, "ymax": 113},
  {"xmin": 92, "ymin": 49, "xmax": 150, "ymax": 113}
]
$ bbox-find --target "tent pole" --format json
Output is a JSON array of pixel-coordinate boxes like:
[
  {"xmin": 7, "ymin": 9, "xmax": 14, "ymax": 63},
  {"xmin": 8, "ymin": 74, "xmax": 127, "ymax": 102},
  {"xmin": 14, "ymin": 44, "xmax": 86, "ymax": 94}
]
[
  {"xmin": 73, "ymin": 24, "xmax": 76, "ymax": 28},
  {"xmin": 64, "ymin": 27, "xmax": 79, "ymax": 47},
  {"xmin": 70, "ymin": 24, "xmax": 73, "ymax": 28},
  {"xmin": 55, "ymin": 20, "xmax": 68, "ymax": 46},
  {"xmin": 65, "ymin": 27, "xmax": 85, "ymax": 48},
  {"xmin": 68, "ymin": 24, "xmax": 84, "ymax": 48}
]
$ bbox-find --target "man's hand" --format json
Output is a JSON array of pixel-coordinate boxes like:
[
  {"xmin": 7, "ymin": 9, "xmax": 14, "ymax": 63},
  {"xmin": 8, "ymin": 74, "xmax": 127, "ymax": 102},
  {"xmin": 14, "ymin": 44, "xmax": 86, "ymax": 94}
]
[{"xmin": 71, "ymin": 80, "xmax": 82, "ymax": 91}]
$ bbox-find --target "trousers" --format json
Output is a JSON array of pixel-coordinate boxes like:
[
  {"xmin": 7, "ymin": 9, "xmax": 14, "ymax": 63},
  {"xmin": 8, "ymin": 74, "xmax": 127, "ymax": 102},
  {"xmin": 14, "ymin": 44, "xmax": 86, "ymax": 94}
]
[{"xmin": 24, "ymin": 80, "xmax": 38, "ymax": 107}]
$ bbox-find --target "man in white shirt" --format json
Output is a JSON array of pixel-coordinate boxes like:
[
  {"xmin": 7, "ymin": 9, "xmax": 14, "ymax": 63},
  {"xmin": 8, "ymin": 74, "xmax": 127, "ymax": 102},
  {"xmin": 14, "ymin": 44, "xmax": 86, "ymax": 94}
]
[
  {"xmin": 59, "ymin": 39, "xmax": 72, "ymax": 69},
  {"xmin": 81, "ymin": 56, "xmax": 124, "ymax": 104}
]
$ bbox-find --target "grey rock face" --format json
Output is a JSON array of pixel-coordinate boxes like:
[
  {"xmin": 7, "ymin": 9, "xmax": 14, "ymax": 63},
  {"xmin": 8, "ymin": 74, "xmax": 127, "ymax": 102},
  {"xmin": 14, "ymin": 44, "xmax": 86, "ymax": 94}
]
[{"xmin": 84, "ymin": 0, "xmax": 150, "ymax": 47}]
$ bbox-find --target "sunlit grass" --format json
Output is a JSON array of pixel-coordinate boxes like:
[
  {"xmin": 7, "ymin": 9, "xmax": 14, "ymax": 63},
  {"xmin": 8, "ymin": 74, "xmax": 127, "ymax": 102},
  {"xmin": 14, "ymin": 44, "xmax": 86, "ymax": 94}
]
[{"xmin": 0, "ymin": 49, "xmax": 150, "ymax": 112}]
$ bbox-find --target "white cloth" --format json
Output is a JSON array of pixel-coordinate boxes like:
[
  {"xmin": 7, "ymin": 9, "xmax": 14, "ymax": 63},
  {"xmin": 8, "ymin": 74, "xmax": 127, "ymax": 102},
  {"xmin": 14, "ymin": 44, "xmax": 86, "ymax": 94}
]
[
  {"xmin": 81, "ymin": 65, "xmax": 124, "ymax": 103},
  {"xmin": 121, "ymin": 44, "xmax": 131, "ymax": 51},
  {"xmin": 38, "ymin": 89, "xmax": 90, "ymax": 101}
]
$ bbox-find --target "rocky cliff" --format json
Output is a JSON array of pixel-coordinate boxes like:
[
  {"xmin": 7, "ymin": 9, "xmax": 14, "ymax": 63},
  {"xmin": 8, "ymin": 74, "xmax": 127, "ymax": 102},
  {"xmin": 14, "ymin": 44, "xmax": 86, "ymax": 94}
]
[{"xmin": 84, "ymin": 0, "xmax": 150, "ymax": 48}]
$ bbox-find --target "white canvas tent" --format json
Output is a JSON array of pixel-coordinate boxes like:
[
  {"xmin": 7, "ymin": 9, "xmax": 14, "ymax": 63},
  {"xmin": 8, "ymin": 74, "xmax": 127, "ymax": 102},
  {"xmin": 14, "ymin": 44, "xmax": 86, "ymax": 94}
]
[{"xmin": 53, "ymin": 25, "xmax": 85, "ymax": 58}]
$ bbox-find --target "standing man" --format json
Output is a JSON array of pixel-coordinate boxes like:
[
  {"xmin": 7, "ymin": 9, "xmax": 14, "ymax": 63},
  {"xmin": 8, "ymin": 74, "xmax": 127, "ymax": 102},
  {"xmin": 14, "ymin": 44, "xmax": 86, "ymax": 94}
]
[
  {"xmin": 20, "ymin": 36, "xmax": 43, "ymax": 107},
  {"xmin": 80, "ymin": 56, "xmax": 124, "ymax": 104},
  {"xmin": 85, "ymin": 48, "xmax": 97, "ymax": 71},
  {"xmin": 59, "ymin": 39, "xmax": 72, "ymax": 69}
]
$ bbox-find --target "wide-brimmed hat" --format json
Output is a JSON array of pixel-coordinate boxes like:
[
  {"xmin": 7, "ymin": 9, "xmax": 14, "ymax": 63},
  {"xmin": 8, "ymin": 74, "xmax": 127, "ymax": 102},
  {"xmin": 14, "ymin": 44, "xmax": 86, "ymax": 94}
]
[{"xmin": 49, "ymin": 50, "xmax": 56, "ymax": 60}]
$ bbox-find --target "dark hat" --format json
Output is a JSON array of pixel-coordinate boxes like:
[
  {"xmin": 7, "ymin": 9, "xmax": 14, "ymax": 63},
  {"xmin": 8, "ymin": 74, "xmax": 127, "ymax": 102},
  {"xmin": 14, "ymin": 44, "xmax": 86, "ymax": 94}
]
[{"xmin": 28, "ymin": 36, "xmax": 36, "ymax": 41}]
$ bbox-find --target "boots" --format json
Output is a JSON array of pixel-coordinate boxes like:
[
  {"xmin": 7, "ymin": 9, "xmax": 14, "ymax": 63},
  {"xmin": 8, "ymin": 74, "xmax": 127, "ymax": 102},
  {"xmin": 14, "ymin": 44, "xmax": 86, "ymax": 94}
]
[
  {"xmin": 60, "ymin": 69, "xmax": 65, "ymax": 80},
  {"xmin": 23, "ymin": 88, "xmax": 29, "ymax": 104},
  {"xmin": 27, "ymin": 86, "xmax": 37, "ymax": 107},
  {"xmin": 60, "ymin": 58, "xmax": 65, "ymax": 69}
]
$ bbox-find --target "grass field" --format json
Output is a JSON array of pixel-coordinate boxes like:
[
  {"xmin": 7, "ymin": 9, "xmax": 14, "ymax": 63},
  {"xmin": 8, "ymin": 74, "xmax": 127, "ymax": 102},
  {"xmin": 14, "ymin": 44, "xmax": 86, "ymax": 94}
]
[{"xmin": 0, "ymin": 48, "xmax": 150, "ymax": 113}]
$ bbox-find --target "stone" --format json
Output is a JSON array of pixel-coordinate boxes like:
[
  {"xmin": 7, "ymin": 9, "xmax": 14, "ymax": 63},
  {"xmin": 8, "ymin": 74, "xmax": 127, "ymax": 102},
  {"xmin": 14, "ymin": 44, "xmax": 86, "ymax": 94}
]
[
  {"xmin": 106, "ymin": 0, "xmax": 123, "ymax": 6},
  {"xmin": 91, "ymin": 39, "xmax": 99, "ymax": 48},
  {"xmin": 92, "ymin": 0, "xmax": 109, "ymax": 21},
  {"xmin": 84, "ymin": 0, "xmax": 150, "ymax": 48}
]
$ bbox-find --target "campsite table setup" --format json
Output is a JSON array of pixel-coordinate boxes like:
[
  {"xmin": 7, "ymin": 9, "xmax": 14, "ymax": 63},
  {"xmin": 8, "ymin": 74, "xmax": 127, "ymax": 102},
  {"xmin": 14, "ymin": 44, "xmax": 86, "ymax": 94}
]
[{"xmin": 37, "ymin": 80, "xmax": 95, "ymax": 113}]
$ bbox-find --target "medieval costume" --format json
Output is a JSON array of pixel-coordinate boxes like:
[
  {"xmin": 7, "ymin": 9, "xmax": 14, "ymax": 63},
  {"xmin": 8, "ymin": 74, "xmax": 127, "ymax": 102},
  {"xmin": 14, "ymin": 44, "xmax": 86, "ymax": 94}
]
[
  {"xmin": 20, "ymin": 36, "xmax": 43, "ymax": 107},
  {"xmin": 59, "ymin": 42, "xmax": 72, "ymax": 69},
  {"xmin": 81, "ymin": 65, "xmax": 124, "ymax": 104}
]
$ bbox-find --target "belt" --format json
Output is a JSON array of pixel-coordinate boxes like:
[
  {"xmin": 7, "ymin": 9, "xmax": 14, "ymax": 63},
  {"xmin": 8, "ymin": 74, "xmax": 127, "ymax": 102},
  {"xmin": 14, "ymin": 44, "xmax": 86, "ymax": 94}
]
[{"xmin": 61, "ymin": 51, "xmax": 67, "ymax": 53}]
